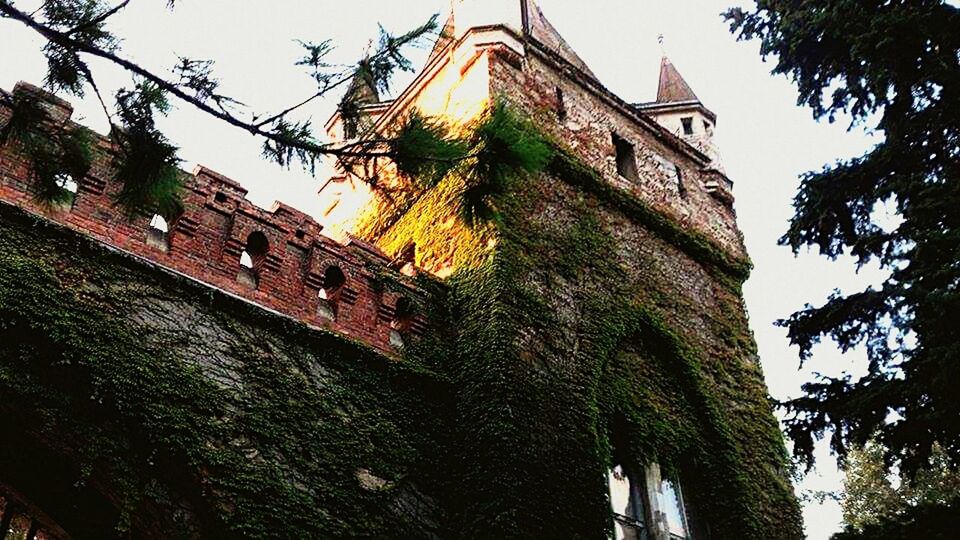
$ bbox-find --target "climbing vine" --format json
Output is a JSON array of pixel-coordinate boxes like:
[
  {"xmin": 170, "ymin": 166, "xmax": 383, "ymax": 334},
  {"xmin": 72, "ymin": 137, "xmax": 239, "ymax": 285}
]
[
  {"xmin": 0, "ymin": 99, "xmax": 801, "ymax": 539},
  {"xmin": 0, "ymin": 205, "xmax": 447, "ymax": 538},
  {"xmin": 366, "ymin": 100, "xmax": 802, "ymax": 538}
]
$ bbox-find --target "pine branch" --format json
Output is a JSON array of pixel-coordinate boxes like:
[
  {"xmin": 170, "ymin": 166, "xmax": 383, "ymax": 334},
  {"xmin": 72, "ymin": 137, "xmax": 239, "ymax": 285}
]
[
  {"xmin": 0, "ymin": 1, "xmax": 393, "ymax": 160},
  {"xmin": 64, "ymin": 0, "xmax": 130, "ymax": 36}
]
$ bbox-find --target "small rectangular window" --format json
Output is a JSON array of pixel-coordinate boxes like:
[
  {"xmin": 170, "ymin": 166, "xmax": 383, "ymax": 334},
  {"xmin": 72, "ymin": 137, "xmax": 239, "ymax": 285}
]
[
  {"xmin": 612, "ymin": 133, "xmax": 639, "ymax": 182},
  {"xmin": 556, "ymin": 86, "xmax": 567, "ymax": 122},
  {"xmin": 681, "ymin": 117, "xmax": 694, "ymax": 135},
  {"xmin": 654, "ymin": 155, "xmax": 682, "ymax": 194}
]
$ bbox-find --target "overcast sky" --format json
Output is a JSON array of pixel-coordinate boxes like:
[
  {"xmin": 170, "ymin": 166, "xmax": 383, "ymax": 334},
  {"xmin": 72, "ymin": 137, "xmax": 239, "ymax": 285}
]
[{"xmin": 0, "ymin": 1, "xmax": 889, "ymax": 537}]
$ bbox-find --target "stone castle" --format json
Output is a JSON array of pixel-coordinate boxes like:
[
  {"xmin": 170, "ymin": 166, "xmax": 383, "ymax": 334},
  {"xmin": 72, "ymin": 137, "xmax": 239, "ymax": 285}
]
[{"xmin": 0, "ymin": 1, "xmax": 803, "ymax": 538}]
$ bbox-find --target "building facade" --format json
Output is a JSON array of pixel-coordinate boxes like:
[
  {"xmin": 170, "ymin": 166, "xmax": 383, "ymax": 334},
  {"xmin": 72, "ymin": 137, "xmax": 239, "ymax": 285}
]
[{"xmin": 0, "ymin": 1, "xmax": 802, "ymax": 538}]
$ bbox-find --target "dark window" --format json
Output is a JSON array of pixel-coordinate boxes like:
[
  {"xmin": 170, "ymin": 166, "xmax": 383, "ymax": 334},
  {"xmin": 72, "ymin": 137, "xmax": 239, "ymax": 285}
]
[
  {"xmin": 214, "ymin": 192, "xmax": 228, "ymax": 203},
  {"xmin": 238, "ymin": 232, "xmax": 270, "ymax": 288},
  {"xmin": 612, "ymin": 133, "xmax": 639, "ymax": 182},
  {"xmin": 246, "ymin": 232, "xmax": 269, "ymax": 260},
  {"xmin": 316, "ymin": 265, "xmax": 346, "ymax": 319},
  {"xmin": 393, "ymin": 297, "xmax": 414, "ymax": 330},
  {"xmin": 681, "ymin": 117, "xmax": 694, "ymax": 135},
  {"xmin": 556, "ymin": 86, "xmax": 567, "ymax": 122},
  {"xmin": 320, "ymin": 265, "xmax": 346, "ymax": 299}
]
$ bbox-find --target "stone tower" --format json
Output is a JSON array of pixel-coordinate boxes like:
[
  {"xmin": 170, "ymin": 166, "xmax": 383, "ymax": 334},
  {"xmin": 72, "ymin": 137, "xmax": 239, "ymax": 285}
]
[
  {"xmin": 0, "ymin": 1, "xmax": 803, "ymax": 538},
  {"xmin": 323, "ymin": 1, "xmax": 803, "ymax": 538},
  {"xmin": 636, "ymin": 56, "xmax": 724, "ymax": 172}
]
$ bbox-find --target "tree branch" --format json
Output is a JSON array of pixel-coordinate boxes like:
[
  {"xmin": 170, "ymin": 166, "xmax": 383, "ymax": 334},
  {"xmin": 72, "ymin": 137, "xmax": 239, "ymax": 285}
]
[
  {"xmin": 0, "ymin": 1, "xmax": 392, "ymax": 160},
  {"xmin": 65, "ymin": 0, "xmax": 130, "ymax": 36},
  {"xmin": 252, "ymin": 71, "xmax": 354, "ymax": 129}
]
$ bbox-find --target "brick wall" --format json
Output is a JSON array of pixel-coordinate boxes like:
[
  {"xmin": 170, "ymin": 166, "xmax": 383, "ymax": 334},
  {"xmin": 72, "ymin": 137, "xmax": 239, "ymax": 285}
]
[
  {"xmin": 0, "ymin": 82, "xmax": 426, "ymax": 355},
  {"xmin": 487, "ymin": 42, "xmax": 746, "ymax": 258}
]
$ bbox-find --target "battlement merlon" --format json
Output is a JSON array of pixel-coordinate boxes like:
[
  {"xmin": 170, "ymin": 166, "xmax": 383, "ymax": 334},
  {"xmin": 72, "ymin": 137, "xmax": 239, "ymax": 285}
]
[
  {"xmin": 0, "ymin": 81, "xmax": 429, "ymax": 356},
  {"xmin": 321, "ymin": 0, "xmax": 745, "ymax": 259}
]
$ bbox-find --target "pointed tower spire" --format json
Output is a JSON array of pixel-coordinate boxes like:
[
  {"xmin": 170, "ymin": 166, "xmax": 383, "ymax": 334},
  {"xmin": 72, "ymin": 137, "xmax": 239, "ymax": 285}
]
[
  {"xmin": 657, "ymin": 55, "xmax": 699, "ymax": 103},
  {"xmin": 636, "ymin": 53, "xmax": 723, "ymax": 171}
]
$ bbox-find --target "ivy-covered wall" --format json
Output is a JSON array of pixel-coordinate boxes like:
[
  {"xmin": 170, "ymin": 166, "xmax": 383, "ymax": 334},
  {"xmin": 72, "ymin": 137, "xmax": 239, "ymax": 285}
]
[
  {"xmin": 0, "ymin": 202, "xmax": 449, "ymax": 538},
  {"xmin": 0, "ymin": 75, "xmax": 803, "ymax": 539},
  {"xmin": 360, "ymin": 125, "xmax": 804, "ymax": 537}
]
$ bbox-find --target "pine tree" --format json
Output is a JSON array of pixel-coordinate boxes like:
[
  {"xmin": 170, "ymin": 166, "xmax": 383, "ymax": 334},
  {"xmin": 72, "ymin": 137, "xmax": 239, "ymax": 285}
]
[
  {"xmin": 0, "ymin": 0, "xmax": 469, "ymax": 214},
  {"xmin": 725, "ymin": 1, "xmax": 960, "ymax": 477}
]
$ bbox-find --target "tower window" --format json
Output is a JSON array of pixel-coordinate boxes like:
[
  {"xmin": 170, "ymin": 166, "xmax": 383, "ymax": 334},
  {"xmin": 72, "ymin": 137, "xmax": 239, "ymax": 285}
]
[
  {"xmin": 612, "ymin": 133, "xmax": 639, "ymax": 182},
  {"xmin": 555, "ymin": 86, "xmax": 567, "ymax": 122},
  {"xmin": 317, "ymin": 265, "xmax": 346, "ymax": 320},
  {"xmin": 681, "ymin": 117, "xmax": 694, "ymax": 136}
]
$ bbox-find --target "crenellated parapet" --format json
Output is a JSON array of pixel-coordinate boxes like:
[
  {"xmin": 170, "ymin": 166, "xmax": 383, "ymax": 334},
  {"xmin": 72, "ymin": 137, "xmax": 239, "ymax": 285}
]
[{"xmin": 0, "ymin": 82, "xmax": 428, "ymax": 355}]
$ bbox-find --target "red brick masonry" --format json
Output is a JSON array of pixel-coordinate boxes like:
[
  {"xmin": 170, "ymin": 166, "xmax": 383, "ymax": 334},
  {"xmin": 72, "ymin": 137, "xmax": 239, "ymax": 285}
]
[{"xmin": 0, "ymin": 82, "xmax": 426, "ymax": 355}]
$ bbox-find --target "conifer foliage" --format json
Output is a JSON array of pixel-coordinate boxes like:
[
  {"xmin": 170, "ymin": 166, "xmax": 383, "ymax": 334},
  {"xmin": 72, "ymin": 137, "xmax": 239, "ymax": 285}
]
[
  {"xmin": 0, "ymin": 0, "xmax": 468, "ymax": 214},
  {"xmin": 725, "ymin": 1, "xmax": 960, "ymax": 477}
]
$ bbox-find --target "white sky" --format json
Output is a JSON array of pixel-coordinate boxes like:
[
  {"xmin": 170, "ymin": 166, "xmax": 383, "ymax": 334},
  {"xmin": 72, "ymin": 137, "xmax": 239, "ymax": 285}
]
[{"xmin": 0, "ymin": 1, "xmax": 889, "ymax": 537}]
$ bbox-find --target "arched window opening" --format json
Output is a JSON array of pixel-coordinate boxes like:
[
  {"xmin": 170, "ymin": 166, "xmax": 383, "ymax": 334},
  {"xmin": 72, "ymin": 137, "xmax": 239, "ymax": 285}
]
[
  {"xmin": 246, "ymin": 231, "xmax": 269, "ymax": 260},
  {"xmin": 54, "ymin": 174, "xmax": 78, "ymax": 209},
  {"xmin": 397, "ymin": 243, "xmax": 417, "ymax": 277},
  {"xmin": 146, "ymin": 214, "xmax": 171, "ymax": 251},
  {"xmin": 317, "ymin": 265, "xmax": 346, "ymax": 320},
  {"xmin": 392, "ymin": 297, "xmax": 414, "ymax": 331},
  {"xmin": 390, "ymin": 297, "xmax": 415, "ymax": 350},
  {"xmin": 322, "ymin": 265, "xmax": 346, "ymax": 297},
  {"xmin": 237, "ymin": 231, "xmax": 269, "ymax": 289},
  {"xmin": 149, "ymin": 214, "xmax": 169, "ymax": 233}
]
